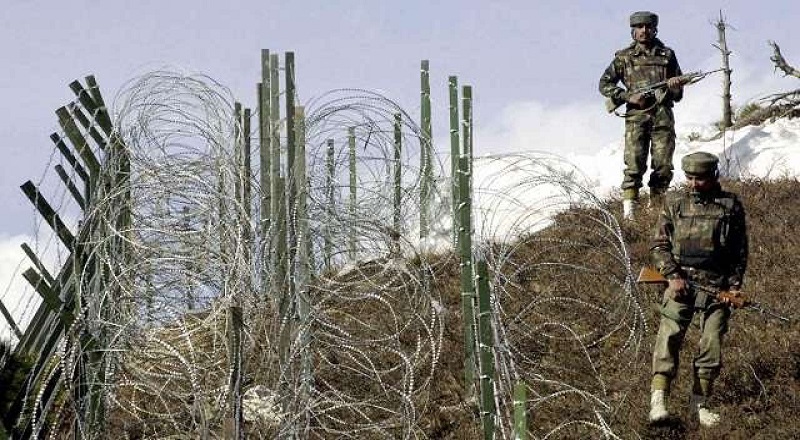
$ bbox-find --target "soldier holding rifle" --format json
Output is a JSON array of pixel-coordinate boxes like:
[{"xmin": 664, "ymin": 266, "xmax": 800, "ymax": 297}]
[
  {"xmin": 599, "ymin": 11, "xmax": 685, "ymax": 220},
  {"xmin": 647, "ymin": 152, "xmax": 748, "ymax": 427}
]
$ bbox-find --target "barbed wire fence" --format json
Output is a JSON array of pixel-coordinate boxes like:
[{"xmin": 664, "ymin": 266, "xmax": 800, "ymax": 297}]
[
  {"xmin": 471, "ymin": 153, "xmax": 646, "ymax": 439},
  {"xmin": 1, "ymin": 57, "xmax": 646, "ymax": 439}
]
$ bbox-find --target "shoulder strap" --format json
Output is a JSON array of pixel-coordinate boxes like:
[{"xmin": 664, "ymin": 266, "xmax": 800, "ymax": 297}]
[{"xmin": 715, "ymin": 192, "xmax": 736, "ymax": 211}]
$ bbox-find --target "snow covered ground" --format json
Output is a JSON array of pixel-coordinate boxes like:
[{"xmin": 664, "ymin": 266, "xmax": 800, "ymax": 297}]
[{"xmin": 564, "ymin": 117, "xmax": 800, "ymax": 199}]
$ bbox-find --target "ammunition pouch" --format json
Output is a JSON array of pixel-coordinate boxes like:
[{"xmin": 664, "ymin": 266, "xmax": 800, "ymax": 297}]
[{"xmin": 693, "ymin": 288, "xmax": 711, "ymax": 310}]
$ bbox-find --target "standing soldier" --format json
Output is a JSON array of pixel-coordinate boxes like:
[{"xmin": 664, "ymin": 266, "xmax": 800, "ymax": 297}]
[
  {"xmin": 599, "ymin": 11, "xmax": 685, "ymax": 220},
  {"xmin": 648, "ymin": 152, "xmax": 748, "ymax": 427}
]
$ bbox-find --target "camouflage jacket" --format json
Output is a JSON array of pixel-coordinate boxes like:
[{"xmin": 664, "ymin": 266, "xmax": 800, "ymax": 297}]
[
  {"xmin": 599, "ymin": 38, "xmax": 683, "ymax": 110},
  {"xmin": 650, "ymin": 186, "xmax": 748, "ymax": 289}
]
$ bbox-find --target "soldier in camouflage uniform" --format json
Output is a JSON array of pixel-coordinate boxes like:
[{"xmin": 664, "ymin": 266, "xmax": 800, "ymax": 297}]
[
  {"xmin": 648, "ymin": 152, "xmax": 748, "ymax": 427},
  {"xmin": 599, "ymin": 11, "xmax": 685, "ymax": 219}
]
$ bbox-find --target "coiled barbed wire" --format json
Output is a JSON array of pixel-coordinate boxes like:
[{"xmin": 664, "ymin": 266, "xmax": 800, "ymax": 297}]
[
  {"xmin": 472, "ymin": 152, "xmax": 644, "ymax": 439},
  {"xmin": 9, "ymin": 70, "xmax": 647, "ymax": 440},
  {"xmin": 38, "ymin": 71, "xmax": 449, "ymax": 439}
]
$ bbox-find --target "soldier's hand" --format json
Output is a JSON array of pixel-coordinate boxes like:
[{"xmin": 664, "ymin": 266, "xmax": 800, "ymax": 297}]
[
  {"xmin": 668, "ymin": 277, "xmax": 687, "ymax": 298},
  {"xmin": 720, "ymin": 289, "xmax": 744, "ymax": 308},
  {"xmin": 627, "ymin": 92, "xmax": 646, "ymax": 106},
  {"xmin": 667, "ymin": 77, "xmax": 683, "ymax": 92}
]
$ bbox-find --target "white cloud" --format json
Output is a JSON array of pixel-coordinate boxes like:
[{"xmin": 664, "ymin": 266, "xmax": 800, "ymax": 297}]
[
  {"xmin": 475, "ymin": 99, "xmax": 621, "ymax": 156},
  {"xmin": 473, "ymin": 61, "xmax": 800, "ymax": 160}
]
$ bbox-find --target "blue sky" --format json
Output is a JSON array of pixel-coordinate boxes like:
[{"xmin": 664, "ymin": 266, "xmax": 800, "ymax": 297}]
[
  {"xmin": 2, "ymin": 1, "xmax": 799, "ymax": 236},
  {"xmin": 1, "ymin": 0, "xmax": 799, "ymax": 339},
  {"xmin": 1, "ymin": 2, "xmax": 799, "ymax": 333}
]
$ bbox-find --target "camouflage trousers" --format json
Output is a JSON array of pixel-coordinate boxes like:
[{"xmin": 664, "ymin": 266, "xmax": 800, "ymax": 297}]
[
  {"xmin": 622, "ymin": 105, "xmax": 676, "ymax": 195},
  {"xmin": 651, "ymin": 288, "xmax": 730, "ymax": 383}
]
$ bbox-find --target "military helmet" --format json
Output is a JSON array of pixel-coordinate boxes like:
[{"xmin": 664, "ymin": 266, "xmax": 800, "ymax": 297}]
[
  {"xmin": 682, "ymin": 152, "xmax": 719, "ymax": 176},
  {"xmin": 630, "ymin": 11, "xmax": 658, "ymax": 27}
]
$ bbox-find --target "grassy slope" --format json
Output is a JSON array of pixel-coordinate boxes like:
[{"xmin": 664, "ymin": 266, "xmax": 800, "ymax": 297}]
[
  {"xmin": 425, "ymin": 178, "xmax": 800, "ymax": 439},
  {"xmin": 9, "ymin": 180, "xmax": 799, "ymax": 439}
]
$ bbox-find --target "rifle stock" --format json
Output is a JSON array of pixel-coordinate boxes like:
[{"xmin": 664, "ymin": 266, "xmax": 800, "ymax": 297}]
[{"xmin": 636, "ymin": 266, "xmax": 668, "ymax": 284}]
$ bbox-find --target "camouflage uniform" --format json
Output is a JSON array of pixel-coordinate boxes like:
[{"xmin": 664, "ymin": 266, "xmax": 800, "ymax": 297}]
[
  {"xmin": 599, "ymin": 38, "xmax": 683, "ymax": 199},
  {"xmin": 649, "ymin": 178, "xmax": 748, "ymax": 395}
]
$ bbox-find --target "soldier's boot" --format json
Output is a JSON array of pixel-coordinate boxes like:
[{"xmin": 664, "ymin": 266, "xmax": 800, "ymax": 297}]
[
  {"xmin": 622, "ymin": 189, "xmax": 639, "ymax": 220},
  {"xmin": 648, "ymin": 373, "xmax": 670, "ymax": 423},
  {"xmin": 691, "ymin": 394, "xmax": 720, "ymax": 427},
  {"xmin": 623, "ymin": 200, "xmax": 636, "ymax": 220},
  {"xmin": 692, "ymin": 376, "xmax": 719, "ymax": 427},
  {"xmin": 649, "ymin": 390, "xmax": 670, "ymax": 423}
]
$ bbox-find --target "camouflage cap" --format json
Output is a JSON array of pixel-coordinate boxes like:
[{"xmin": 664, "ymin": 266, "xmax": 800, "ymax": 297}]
[
  {"xmin": 681, "ymin": 152, "xmax": 719, "ymax": 176},
  {"xmin": 630, "ymin": 11, "xmax": 658, "ymax": 27}
]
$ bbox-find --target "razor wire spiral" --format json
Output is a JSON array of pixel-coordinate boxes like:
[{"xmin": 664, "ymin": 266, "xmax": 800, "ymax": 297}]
[
  {"xmin": 33, "ymin": 72, "xmax": 450, "ymax": 439},
  {"xmin": 471, "ymin": 153, "xmax": 645, "ymax": 439},
  {"xmin": 7, "ymin": 70, "xmax": 647, "ymax": 439}
]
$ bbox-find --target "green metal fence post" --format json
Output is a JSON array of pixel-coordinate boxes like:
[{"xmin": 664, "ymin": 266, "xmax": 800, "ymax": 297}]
[
  {"xmin": 295, "ymin": 104, "xmax": 313, "ymax": 434},
  {"xmin": 295, "ymin": 106, "xmax": 315, "ymax": 272},
  {"xmin": 0, "ymin": 298, "xmax": 21, "ymax": 340},
  {"xmin": 84, "ymin": 76, "xmax": 114, "ymax": 135},
  {"xmin": 324, "ymin": 139, "xmax": 335, "ymax": 270},
  {"xmin": 269, "ymin": 53, "xmax": 282, "ymax": 299},
  {"xmin": 476, "ymin": 260, "xmax": 496, "ymax": 439},
  {"xmin": 449, "ymin": 76, "xmax": 460, "ymax": 247},
  {"xmin": 273, "ymin": 176, "xmax": 288, "ymax": 314},
  {"xmin": 284, "ymin": 52, "xmax": 297, "ymax": 305},
  {"xmin": 462, "ymin": 85, "xmax": 473, "ymax": 164},
  {"xmin": 226, "ymin": 303, "xmax": 244, "ymax": 440},
  {"xmin": 393, "ymin": 113, "xmax": 402, "ymax": 255},
  {"xmin": 233, "ymin": 102, "xmax": 243, "ymax": 210},
  {"xmin": 420, "ymin": 60, "xmax": 432, "ymax": 239},
  {"xmin": 457, "ymin": 155, "xmax": 476, "ymax": 397},
  {"xmin": 295, "ymin": 105, "xmax": 309, "ymax": 276},
  {"xmin": 513, "ymin": 382, "xmax": 528, "ymax": 440},
  {"xmin": 259, "ymin": 49, "xmax": 271, "ymax": 241},
  {"xmin": 243, "ymin": 107, "xmax": 253, "ymax": 256},
  {"xmin": 348, "ymin": 127, "xmax": 357, "ymax": 260}
]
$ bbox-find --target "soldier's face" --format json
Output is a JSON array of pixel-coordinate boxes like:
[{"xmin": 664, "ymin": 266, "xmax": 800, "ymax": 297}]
[
  {"xmin": 632, "ymin": 24, "xmax": 656, "ymax": 44},
  {"xmin": 686, "ymin": 173, "xmax": 715, "ymax": 192}
]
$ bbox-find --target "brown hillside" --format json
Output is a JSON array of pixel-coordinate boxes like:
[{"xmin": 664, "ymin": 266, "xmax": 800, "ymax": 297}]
[
  {"xmin": 23, "ymin": 179, "xmax": 799, "ymax": 439},
  {"xmin": 423, "ymin": 178, "xmax": 800, "ymax": 439}
]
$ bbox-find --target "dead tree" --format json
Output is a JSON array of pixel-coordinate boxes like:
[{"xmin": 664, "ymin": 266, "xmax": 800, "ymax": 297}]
[{"xmin": 713, "ymin": 11, "xmax": 734, "ymax": 128}]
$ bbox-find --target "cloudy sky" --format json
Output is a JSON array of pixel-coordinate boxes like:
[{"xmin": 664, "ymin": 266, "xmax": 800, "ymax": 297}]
[
  {"xmin": 1, "ymin": 1, "xmax": 799, "ymax": 337},
  {"xmin": 2, "ymin": 0, "xmax": 800, "ymax": 236}
]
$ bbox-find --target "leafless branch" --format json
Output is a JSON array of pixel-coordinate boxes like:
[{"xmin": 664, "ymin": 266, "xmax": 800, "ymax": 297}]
[{"xmin": 769, "ymin": 40, "xmax": 800, "ymax": 78}]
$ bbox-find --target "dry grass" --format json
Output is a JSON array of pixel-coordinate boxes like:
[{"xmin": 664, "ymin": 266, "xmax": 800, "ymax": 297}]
[
  {"xmin": 419, "ymin": 178, "xmax": 800, "ymax": 439},
  {"xmin": 7, "ymin": 179, "xmax": 799, "ymax": 439}
]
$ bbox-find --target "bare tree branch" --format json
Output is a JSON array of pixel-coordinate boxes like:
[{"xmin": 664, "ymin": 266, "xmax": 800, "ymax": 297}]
[
  {"xmin": 769, "ymin": 40, "xmax": 800, "ymax": 78},
  {"xmin": 760, "ymin": 90, "xmax": 800, "ymax": 106}
]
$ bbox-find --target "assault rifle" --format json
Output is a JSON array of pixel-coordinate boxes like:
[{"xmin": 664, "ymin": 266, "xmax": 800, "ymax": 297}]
[
  {"xmin": 605, "ymin": 68, "xmax": 725, "ymax": 113},
  {"xmin": 637, "ymin": 266, "xmax": 790, "ymax": 322}
]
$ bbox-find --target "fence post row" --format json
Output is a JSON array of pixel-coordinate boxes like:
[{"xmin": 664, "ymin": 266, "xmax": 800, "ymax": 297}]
[
  {"xmin": 3, "ymin": 76, "xmax": 120, "ymax": 439},
  {"xmin": 0, "ymin": 53, "xmax": 525, "ymax": 439}
]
